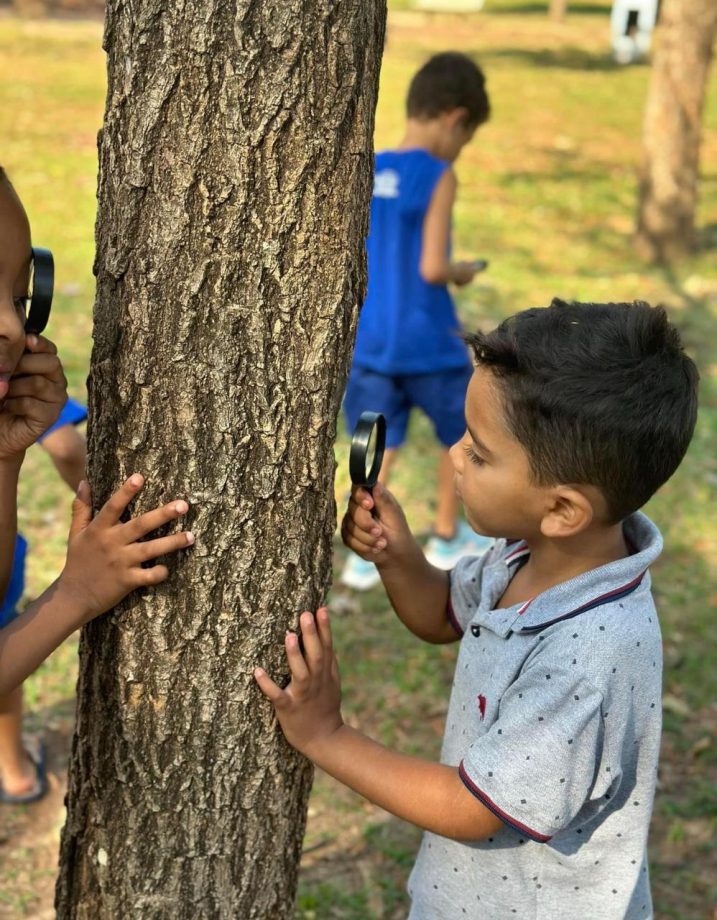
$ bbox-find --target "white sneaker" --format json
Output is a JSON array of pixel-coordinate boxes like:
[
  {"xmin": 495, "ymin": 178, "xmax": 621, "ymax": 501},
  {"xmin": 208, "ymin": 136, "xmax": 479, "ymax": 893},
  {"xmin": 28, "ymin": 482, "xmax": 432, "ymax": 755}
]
[
  {"xmin": 424, "ymin": 521, "xmax": 493, "ymax": 570},
  {"xmin": 340, "ymin": 552, "xmax": 381, "ymax": 590}
]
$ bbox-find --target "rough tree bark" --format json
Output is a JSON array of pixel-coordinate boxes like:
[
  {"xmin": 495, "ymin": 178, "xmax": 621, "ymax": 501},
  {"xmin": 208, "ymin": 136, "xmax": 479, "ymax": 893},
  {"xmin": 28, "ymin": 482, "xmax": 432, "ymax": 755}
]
[
  {"xmin": 635, "ymin": 0, "xmax": 717, "ymax": 262},
  {"xmin": 56, "ymin": 2, "xmax": 385, "ymax": 918}
]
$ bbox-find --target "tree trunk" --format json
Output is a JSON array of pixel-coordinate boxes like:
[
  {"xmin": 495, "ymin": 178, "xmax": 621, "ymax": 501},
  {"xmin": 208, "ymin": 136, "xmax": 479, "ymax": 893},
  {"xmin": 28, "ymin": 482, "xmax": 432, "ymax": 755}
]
[
  {"xmin": 635, "ymin": 0, "xmax": 717, "ymax": 262},
  {"xmin": 548, "ymin": 0, "xmax": 568, "ymax": 23},
  {"xmin": 56, "ymin": 2, "xmax": 385, "ymax": 918}
]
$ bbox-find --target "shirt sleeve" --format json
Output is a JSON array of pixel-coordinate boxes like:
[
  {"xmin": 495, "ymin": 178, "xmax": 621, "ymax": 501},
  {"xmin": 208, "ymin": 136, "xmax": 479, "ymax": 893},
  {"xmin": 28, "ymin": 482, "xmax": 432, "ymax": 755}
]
[{"xmin": 458, "ymin": 655, "xmax": 604, "ymax": 842}]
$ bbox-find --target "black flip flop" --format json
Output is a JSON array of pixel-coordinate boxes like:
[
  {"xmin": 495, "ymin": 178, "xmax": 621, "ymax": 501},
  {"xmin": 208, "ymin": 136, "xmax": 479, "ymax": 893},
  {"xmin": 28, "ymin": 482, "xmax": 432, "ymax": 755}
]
[{"xmin": 0, "ymin": 738, "xmax": 48, "ymax": 805}]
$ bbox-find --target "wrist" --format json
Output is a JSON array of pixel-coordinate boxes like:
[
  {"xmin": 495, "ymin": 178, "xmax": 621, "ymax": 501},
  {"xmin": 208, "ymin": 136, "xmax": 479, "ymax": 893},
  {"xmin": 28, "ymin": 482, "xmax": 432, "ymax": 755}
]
[
  {"xmin": 54, "ymin": 572, "xmax": 95, "ymax": 628},
  {"xmin": 301, "ymin": 717, "xmax": 346, "ymax": 765},
  {"xmin": 375, "ymin": 539, "xmax": 425, "ymax": 575},
  {"xmin": 0, "ymin": 451, "xmax": 26, "ymax": 474}
]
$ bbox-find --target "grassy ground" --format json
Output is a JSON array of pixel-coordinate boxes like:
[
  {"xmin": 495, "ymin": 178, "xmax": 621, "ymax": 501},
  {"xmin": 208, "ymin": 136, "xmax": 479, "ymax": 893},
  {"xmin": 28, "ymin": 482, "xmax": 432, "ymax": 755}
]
[{"xmin": 0, "ymin": 2, "xmax": 715, "ymax": 918}]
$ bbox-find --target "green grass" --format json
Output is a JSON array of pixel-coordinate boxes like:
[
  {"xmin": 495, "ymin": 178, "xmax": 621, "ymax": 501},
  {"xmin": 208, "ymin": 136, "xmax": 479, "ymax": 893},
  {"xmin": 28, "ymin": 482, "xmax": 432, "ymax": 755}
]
[{"xmin": 1, "ymin": 2, "xmax": 716, "ymax": 918}]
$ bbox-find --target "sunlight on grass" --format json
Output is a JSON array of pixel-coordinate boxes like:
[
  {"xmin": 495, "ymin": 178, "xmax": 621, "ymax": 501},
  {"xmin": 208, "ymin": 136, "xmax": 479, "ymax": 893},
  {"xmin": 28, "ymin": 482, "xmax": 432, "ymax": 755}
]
[{"xmin": 0, "ymin": 1, "xmax": 715, "ymax": 917}]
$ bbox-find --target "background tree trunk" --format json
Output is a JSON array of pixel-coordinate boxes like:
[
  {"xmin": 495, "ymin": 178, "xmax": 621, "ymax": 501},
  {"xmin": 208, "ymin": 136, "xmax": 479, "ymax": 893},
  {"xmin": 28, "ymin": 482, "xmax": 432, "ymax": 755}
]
[
  {"xmin": 635, "ymin": 0, "xmax": 717, "ymax": 262},
  {"xmin": 548, "ymin": 0, "xmax": 568, "ymax": 23},
  {"xmin": 55, "ymin": 2, "xmax": 385, "ymax": 917}
]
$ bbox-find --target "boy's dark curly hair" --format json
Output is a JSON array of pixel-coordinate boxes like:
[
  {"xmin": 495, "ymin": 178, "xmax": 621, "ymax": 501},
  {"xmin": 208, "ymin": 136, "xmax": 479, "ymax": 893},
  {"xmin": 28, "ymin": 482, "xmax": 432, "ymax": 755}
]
[
  {"xmin": 407, "ymin": 52, "xmax": 490, "ymax": 129},
  {"xmin": 466, "ymin": 299, "xmax": 699, "ymax": 523}
]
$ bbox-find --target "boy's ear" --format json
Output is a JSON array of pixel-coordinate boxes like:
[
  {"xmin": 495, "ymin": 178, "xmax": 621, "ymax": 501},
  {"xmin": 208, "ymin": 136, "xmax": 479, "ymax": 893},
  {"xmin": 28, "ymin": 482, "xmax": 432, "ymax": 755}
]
[
  {"xmin": 539, "ymin": 486, "xmax": 595, "ymax": 539},
  {"xmin": 445, "ymin": 107, "xmax": 470, "ymax": 131}
]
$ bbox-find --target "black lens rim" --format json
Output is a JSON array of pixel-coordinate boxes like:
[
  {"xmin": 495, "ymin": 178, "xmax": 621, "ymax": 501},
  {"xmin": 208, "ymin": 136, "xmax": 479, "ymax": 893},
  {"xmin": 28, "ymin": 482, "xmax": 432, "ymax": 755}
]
[
  {"xmin": 349, "ymin": 411, "xmax": 386, "ymax": 488},
  {"xmin": 25, "ymin": 247, "xmax": 54, "ymax": 335}
]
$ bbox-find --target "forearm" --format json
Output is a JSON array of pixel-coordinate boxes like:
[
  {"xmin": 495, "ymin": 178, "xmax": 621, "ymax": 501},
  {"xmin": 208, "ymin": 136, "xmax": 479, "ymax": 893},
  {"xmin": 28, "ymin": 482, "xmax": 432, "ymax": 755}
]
[
  {"xmin": 52, "ymin": 453, "xmax": 86, "ymax": 493},
  {"xmin": 307, "ymin": 725, "xmax": 500, "ymax": 841},
  {"xmin": 0, "ymin": 454, "xmax": 23, "ymax": 600},
  {"xmin": 0, "ymin": 578, "xmax": 80, "ymax": 695},
  {"xmin": 379, "ymin": 545, "xmax": 454, "ymax": 643}
]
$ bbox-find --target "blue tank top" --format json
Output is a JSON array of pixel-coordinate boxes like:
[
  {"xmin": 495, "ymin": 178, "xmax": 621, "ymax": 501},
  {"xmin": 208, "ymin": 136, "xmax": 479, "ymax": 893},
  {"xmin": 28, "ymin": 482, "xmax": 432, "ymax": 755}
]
[{"xmin": 352, "ymin": 149, "xmax": 471, "ymax": 375}]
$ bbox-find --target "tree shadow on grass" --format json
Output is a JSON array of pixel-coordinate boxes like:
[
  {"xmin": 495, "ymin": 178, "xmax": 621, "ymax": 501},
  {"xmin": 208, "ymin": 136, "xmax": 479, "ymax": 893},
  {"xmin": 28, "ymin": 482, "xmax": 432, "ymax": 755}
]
[
  {"xmin": 476, "ymin": 46, "xmax": 640, "ymax": 72},
  {"xmin": 659, "ymin": 266, "xmax": 717, "ymax": 376},
  {"xmin": 487, "ymin": 1, "xmax": 612, "ymax": 15},
  {"xmin": 298, "ymin": 814, "xmax": 419, "ymax": 920},
  {"xmin": 0, "ymin": 696, "xmax": 75, "ymax": 919}
]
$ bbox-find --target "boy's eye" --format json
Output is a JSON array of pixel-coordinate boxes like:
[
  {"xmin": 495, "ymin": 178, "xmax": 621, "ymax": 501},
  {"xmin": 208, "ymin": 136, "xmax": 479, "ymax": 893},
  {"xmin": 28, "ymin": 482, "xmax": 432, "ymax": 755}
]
[
  {"xmin": 13, "ymin": 296, "xmax": 29, "ymax": 315},
  {"xmin": 463, "ymin": 443, "xmax": 485, "ymax": 466}
]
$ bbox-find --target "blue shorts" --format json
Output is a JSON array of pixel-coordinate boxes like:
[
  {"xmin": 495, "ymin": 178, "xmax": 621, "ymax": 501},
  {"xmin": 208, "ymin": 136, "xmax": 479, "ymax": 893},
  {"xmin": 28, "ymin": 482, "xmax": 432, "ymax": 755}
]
[
  {"xmin": 0, "ymin": 535, "xmax": 27, "ymax": 629},
  {"xmin": 344, "ymin": 365, "xmax": 472, "ymax": 449},
  {"xmin": 0, "ymin": 398, "xmax": 87, "ymax": 629}
]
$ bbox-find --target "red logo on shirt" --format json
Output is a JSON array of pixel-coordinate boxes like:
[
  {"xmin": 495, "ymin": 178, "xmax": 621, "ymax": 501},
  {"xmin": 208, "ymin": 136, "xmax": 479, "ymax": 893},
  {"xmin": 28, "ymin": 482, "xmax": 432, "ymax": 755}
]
[{"xmin": 477, "ymin": 694, "xmax": 487, "ymax": 720}]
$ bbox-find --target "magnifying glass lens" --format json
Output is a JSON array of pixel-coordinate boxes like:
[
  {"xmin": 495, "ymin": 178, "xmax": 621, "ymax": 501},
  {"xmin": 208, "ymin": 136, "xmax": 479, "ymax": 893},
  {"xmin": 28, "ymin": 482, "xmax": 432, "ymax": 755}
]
[
  {"xmin": 365, "ymin": 427, "xmax": 377, "ymax": 480},
  {"xmin": 349, "ymin": 411, "xmax": 386, "ymax": 489},
  {"xmin": 25, "ymin": 247, "xmax": 54, "ymax": 335}
]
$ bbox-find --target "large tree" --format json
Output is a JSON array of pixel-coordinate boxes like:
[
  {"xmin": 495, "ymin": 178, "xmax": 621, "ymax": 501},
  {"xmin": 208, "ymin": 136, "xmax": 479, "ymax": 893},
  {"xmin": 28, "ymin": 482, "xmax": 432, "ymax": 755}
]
[
  {"xmin": 636, "ymin": 0, "xmax": 717, "ymax": 262},
  {"xmin": 56, "ymin": 2, "xmax": 385, "ymax": 917}
]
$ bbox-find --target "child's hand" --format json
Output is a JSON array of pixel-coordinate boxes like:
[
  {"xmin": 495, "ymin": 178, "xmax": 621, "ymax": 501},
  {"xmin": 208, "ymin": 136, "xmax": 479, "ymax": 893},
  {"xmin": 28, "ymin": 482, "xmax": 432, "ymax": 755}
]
[
  {"xmin": 340, "ymin": 482, "xmax": 414, "ymax": 567},
  {"xmin": 0, "ymin": 334, "xmax": 67, "ymax": 461},
  {"xmin": 254, "ymin": 608, "xmax": 343, "ymax": 758},
  {"xmin": 57, "ymin": 474, "xmax": 194, "ymax": 625},
  {"xmin": 450, "ymin": 261, "xmax": 477, "ymax": 287}
]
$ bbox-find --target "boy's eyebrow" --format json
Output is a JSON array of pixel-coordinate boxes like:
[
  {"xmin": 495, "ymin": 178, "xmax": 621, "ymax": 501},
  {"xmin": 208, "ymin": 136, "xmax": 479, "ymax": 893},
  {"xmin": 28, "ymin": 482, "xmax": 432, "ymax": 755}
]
[{"xmin": 467, "ymin": 423, "xmax": 493, "ymax": 456}]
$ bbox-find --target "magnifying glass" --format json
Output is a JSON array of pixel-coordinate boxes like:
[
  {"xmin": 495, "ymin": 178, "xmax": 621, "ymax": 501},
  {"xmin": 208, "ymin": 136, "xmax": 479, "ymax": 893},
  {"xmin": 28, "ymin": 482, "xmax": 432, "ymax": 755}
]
[
  {"xmin": 25, "ymin": 247, "xmax": 54, "ymax": 335},
  {"xmin": 349, "ymin": 411, "xmax": 386, "ymax": 490}
]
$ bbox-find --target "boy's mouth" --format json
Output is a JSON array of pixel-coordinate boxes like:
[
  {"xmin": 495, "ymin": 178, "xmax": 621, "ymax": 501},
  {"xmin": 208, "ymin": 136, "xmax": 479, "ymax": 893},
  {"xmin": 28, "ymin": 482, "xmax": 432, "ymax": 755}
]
[{"xmin": 0, "ymin": 372, "xmax": 12, "ymax": 400}]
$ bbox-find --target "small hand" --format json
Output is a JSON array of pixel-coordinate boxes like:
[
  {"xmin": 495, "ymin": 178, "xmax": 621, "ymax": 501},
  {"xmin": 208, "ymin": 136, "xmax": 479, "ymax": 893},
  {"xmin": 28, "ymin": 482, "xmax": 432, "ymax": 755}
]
[
  {"xmin": 0, "ymin": 334, "xmax": 67, "ymax": 460},
  {"xmin": 254, "ymin": 608, "xmax": 343, "ymax": 758},
  {"xmin": 340, "ymin": 481, "xmax": 413, "ymax": 566},
  {"xmin": 450, "ymin": 261, "xmax": 477, "ymax": 287},
  {"xmin": 58, "ymin": 474, "xmax": 194, "ymax": 624}
]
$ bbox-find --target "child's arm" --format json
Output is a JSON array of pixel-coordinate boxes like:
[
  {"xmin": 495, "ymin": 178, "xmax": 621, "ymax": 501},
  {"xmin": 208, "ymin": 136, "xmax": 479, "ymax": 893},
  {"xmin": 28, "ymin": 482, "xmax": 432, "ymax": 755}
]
[
  {"xmin": 41, "ymin": 423, "xmax": 86, "ymax": 492},
  {"xmin": 341, "ymin": 483, "xmax": 457, "ymax": 644},
  {"xmin": 0, "ymin": 454, "xmax": 22, "ymax": 600},
  {"xmin": 419, "ymin": 168, "xmax": 478, "ymax": 288},
  {"xmin": 255, "ymin": 609, "xmax": 504, "ymax": 841},
  {"xmin": 0, "ymin": 474, "xmax": 193, "ymax": 696},
  {"xmin": 0, "ymin": 333, "xmax": 67, "ymax": 597}
]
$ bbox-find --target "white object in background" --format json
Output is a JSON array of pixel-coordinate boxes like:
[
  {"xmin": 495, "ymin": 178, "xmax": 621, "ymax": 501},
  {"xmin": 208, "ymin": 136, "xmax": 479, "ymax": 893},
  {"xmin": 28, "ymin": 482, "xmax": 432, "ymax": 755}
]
[
  {"xmin": 414, "ymin": 0, "xmax": 485, "ymax": 11},
  {"xmin": 610, "ymin": 0, "xmax": 659, "ymax": 64}
]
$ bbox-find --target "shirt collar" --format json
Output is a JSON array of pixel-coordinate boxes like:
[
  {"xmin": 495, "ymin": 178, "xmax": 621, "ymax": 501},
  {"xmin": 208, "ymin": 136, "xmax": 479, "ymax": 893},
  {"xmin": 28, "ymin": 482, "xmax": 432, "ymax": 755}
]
[{"xmin": 480, "ymin": 512, "xmax": 663, "ymax": 635}]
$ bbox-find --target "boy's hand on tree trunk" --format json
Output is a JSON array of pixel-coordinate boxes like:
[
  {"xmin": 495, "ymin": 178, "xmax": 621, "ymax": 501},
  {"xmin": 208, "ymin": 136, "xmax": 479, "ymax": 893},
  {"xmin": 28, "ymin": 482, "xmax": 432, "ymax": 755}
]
[
  {"xmin": 57, "ymin": 473, "xmax": 194, "ymax": 626},
  {"xmin": 255, "ymin": 607, "xmax": 344, "ymax": 759}
]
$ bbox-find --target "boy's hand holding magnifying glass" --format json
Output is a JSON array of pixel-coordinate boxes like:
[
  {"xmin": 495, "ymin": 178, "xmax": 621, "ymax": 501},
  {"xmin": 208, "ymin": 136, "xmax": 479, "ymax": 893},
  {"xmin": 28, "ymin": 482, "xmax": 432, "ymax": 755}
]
[
  {"xmin": 0, "ymin": 247, "xmax": 66, "ymax": 461},
  {"xmin": 341, "ymin": 411, "xmax": 416, "ymax": 567}
]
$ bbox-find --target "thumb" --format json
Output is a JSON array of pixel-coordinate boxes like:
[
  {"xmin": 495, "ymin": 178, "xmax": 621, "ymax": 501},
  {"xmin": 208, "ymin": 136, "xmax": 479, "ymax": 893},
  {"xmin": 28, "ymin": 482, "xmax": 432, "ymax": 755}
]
[
  {"xmin": 69, "ymin": 480, "xmax": 92, "ymax": 537},
  {"xmin": 373, "ymin": 481, "xmax": 400, "ymax": 516}
]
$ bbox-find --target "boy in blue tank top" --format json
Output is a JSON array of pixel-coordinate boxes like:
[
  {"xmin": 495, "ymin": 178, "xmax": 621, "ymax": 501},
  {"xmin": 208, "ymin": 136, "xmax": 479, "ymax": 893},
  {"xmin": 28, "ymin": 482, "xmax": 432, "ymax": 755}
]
[{"xmin": 342, "ymin": 52, "xmax": 493, "ymax": 590}]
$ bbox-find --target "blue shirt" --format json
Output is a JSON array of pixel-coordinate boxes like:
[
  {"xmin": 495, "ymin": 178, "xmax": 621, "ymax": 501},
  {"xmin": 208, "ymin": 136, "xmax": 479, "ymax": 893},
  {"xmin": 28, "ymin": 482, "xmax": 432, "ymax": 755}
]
[{"xmin": 352, "ymin": 149, "xmax": 471, "ymax": 376}]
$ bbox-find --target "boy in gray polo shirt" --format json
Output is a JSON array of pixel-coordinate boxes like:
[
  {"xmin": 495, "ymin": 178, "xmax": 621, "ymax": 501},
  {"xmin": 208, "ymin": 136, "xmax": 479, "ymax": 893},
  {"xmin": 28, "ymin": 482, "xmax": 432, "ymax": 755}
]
[{"xmin": 255, "ymin": 299, "xmax": 699, "ymax": 919}]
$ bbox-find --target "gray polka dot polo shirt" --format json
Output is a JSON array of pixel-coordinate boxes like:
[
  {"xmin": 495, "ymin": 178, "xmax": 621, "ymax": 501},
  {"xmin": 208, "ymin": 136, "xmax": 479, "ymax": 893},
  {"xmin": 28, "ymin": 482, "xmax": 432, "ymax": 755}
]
[{"xmin": 407, "ymin": 512, "xmax": 663, "ymax": 919}]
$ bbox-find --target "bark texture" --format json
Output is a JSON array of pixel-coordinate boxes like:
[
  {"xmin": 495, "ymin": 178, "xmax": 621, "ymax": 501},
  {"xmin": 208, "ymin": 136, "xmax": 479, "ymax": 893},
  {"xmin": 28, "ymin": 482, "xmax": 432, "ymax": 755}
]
[
  {"xmin": 56, "ymin": 2, "xmax": 385, "ymax": 917},
  {"xmin": 636, "ymin": 0, "xmax": 717, "ymax": 262}
]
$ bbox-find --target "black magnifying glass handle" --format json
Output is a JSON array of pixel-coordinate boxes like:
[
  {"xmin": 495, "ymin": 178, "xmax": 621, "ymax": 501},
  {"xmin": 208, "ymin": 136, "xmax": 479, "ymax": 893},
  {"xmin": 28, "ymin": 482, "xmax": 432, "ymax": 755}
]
[
  {"xmin": 349, "ymin": 410, "xmax": 386, "ymax": 492},
  {"xmin": 25, "ymin": 247, "xmax": 54, "ymax": 336}
]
